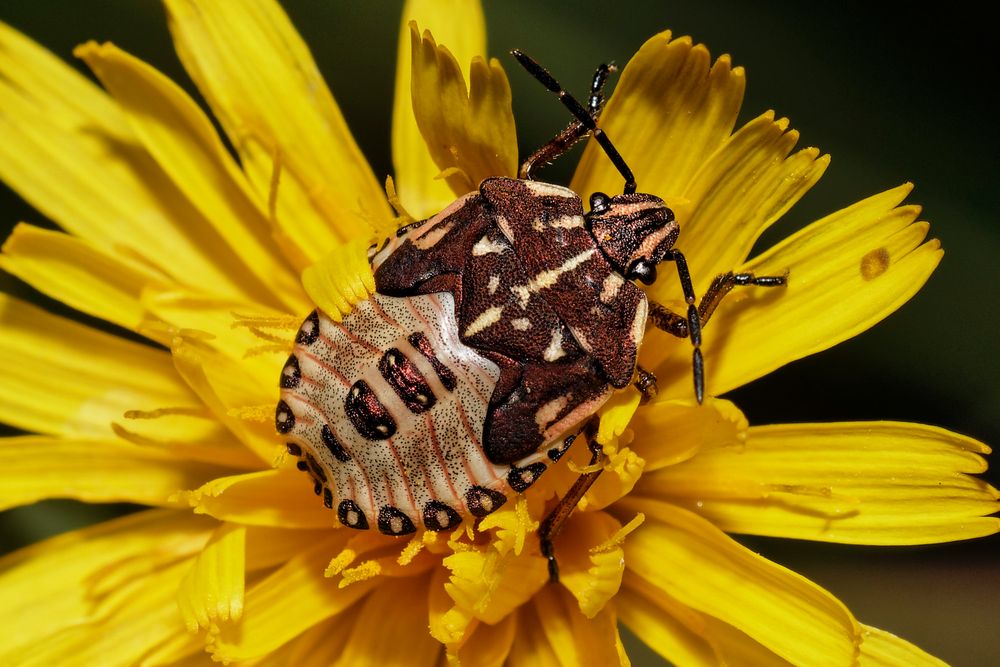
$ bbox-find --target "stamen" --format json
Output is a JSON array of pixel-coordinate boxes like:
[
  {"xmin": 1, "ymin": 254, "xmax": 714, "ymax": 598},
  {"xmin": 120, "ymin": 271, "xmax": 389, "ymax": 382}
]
[
  {"xmin": 244, "ymin": 326, "xmax": 288, "ymax": 344},
  {"xmin": 339, "ymin": 560, "xmax": 382, "ymax": 588},
  {"xmin": 230, "ymin": 312, "xmax": 300, "ymax": 331},
  {"xmin": 243, "ymin": 344, "xmax": 290, "ymax": 358},
  {"xmin": 446, "ymin": 523, "xmax": 474, "ymax": 553},
  {"xmin": 325, "ymin": 548, "xmax": 357, "ymax": 577},
  {"xmin": 591, "ymin": 513, "xmax": 646, "ymax": 554},
  {"xmin": 397, "ymin": 534, "xmax": 426, "ymax": 566},
  {"xmin": 568, "ymin": 460, "xmax": 605, "ymax": 475},
  {"xmin": 228, "ymin": 405, "xmax": 275, "ymax": 423},
  {"xmin": 513, "ymin": 497, "xmax": 533, "ymax": 556},
  {"xmin": 384, "ymin": 175, "xmax": 414, "ymax": 228},
  {"xmin": 434, "ymin": 165, "xmax": 473, "ymax": 191},
  {"xmin": 123, "ymin": 406, "xmax": 210, "ymax": 419}
]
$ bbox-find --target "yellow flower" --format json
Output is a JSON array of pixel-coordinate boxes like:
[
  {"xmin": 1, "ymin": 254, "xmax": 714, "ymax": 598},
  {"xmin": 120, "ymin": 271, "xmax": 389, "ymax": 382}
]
[{"xmin": 0, "ymin": 1, "xmax": 996, "ymax": 666}]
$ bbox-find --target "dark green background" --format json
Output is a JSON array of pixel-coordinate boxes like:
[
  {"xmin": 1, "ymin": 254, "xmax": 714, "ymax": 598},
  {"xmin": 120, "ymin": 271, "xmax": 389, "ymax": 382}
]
[{"xmin": 1, "ymin": 1, "xmax": 996, "ymax": 664}]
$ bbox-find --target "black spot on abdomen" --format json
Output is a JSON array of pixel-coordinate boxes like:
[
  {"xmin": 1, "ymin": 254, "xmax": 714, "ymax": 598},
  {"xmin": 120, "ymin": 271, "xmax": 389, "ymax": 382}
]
[
  {"xmin": 379, "ymin": 348, "xmax": 436, "ymax": 413},
  {"xmin": 408, "ymin": 332, "xmax": 457, "ymax": 391},
  {"xmin": 344, "ymin": 380, "xmax": 396, "ymax": 440},
  {"xmin": 321, "ymin": 424, "xmax": 351, "ymax": 462}
]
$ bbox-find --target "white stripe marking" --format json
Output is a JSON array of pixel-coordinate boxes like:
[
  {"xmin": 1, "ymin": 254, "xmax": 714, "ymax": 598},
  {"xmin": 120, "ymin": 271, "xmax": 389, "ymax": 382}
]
[
  {"xmin": 535, "ymin": 395, "xmax": 569, "ymax": 430},
  {"xmin": 473, "ymin": 236, "xmax": 508, "ymax": 256},
  {"xmin": 600, "ymin": 272, "xmax": 624, "ymax": 304},
  {"xmin": 532, "ymin": 213, "xmax": 585, "ymax": 231},
  {"xmin": 511, "ymin": 248, "xmax": 597, "ymax": 308},
  {"xmin": 543, "ymin": 329, "xmax": 566, "ymax": 361},
  {"xmin": 463, "ymin": 306, "xmax": 504, "ymax": 337}
]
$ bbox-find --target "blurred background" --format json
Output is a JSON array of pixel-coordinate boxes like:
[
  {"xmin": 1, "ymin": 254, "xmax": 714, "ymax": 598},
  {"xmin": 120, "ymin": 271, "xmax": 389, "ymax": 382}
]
[{"xmin": 1, "ymin": 1, "xmax": 996, "ymax": 664}]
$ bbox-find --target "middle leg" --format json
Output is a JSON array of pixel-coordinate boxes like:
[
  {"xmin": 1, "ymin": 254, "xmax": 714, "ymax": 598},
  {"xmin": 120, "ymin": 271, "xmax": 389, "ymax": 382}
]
[{"xmin": 648, "ymin": 269, "xmax": 787, "ymax": 400}]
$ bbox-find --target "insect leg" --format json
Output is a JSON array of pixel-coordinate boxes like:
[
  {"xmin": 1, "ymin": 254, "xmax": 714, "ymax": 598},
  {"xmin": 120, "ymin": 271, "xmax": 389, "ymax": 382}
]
[
  {"xmin": 697, "ymin": 270, "xmax": 788, "ymax": 324},
  {"xmin": 647, "ymin": 301, "xmax": 689, "ymax": 337},
  {"xmin": 634, "ymin": 364, "xmax": 658, "ymax": 403},
  {"xmin": 518, "ymin": 62, "xmax": 617, "ymax": 180},
  {"xmin": 539, "ymin": 419, "xmax": 602, "ymax": 583},
  {"xmin": 648, "ymin": 266, "xmax": 787, "ymax": 403},
  {"xmin": 658, "ymin": 249, "xmax": 706, "ymax": 404},
  {"xmin": 511, "ymin": 49, "xmax": 636, "ymax": 194}
]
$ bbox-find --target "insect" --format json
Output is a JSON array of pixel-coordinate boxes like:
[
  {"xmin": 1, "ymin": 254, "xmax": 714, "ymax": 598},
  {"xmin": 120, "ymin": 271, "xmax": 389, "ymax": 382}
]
[{"xmin": 275, "ymin": 50, "xmax": 786, "ymax": 580}]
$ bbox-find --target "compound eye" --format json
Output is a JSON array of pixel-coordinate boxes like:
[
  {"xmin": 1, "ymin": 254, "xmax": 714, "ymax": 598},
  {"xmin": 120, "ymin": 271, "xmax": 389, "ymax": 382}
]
[
  {"xmin": 589, "ymin": 192, "xmax": 610, "ymax": 215},
  {"xmin": 626, "ymin": 260, "xmax": 657, "ymax": 285}
]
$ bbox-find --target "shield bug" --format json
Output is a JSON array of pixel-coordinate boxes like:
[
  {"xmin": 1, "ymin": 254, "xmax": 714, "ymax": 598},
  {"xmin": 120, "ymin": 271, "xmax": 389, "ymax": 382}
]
[{"xmin": 276, "ymin": 50, "xmax": 786, "ymax": 580}]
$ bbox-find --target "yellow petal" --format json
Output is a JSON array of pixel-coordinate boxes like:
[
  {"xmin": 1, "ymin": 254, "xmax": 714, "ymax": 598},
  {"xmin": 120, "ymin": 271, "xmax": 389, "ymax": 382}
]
[
  {"xmin": 0, "ymin": 224, "xmax": 164, "ymax": 334},
  {"xmin": 0, "ymin": 436, "xmax": 233, "ymax": 511},
  {"xmin": 595, "ymin": 387, "xmax": 642, "ymax": 451},
  {"xmin": 442, "ymin": 543, "xmax": 548, "ymax": 625},
  {"xmin": 252, "ymin": 613, "xmax": 357, "ymax": 667},
  {"xmin": 615, "ymin": 500, "xmax": 860, "ymax": 665},
  {"xmin": 647, "ymin": 185, "xmax": 942, "ymax": 396},
  {"xmin": 508, "ymin": 585, "xmax": 627, "ymax": 667},
  {"xmin": 183, "ymin": 469, "xmax": 331, "ymax": 529},
  {"xmin": 617, "ymin": 584, "xmax": 718, "ymax": 666},
  {"xmin": 140, "ymin": 634, "xmax": 205, "ymax": 667},
  {"xmin": 572, "ymin": 31, "xmax": 745, "ymax": 201},
  {"xmin": 170, "ymin": 339, "xmax": 280, "ymax": 462},
  {"xmin": 210, "ymin": 535, "xmax": 375, "ymax": 662},
  {"xmin": 452, "ymin": 614, "xmax": 517, "ymax": 667},
  {"xmin": 555, "ymin": 510, "xmax": 628, "ymax": 618},
  {"xmin": 76, "ymin": 40, "xmax": 305, "ymax": 312},
  {"xmin": 245, "ymin": 526, "xmax": 333, "ymax": 571},
  {"xmin": 301, "ymin": 239, "xmax": 376, "ymax": 322},
  {"xmin": 428, "ymin": 563, "xmax": 475, "ymax": 648},
  {"xmin": 0, "ymin": 21, "xmax": 125, "ymax": 133},
  {"xmin": 0, "ymin": 24, "xmax": 273, "ymax": 302},
  {"xmin": 652, "ymin": 113, "xmax": 827, "ymax": 295},
  {"xmin": 0, "ymin": 510, "xmax": 213, "ymax": 661},
  {"xmin": 112, "ymin": 409, "xmax": 262, "ymax": 470},
  {"xmin": 0, "ymin": 294, "xmax": 200, "ymax": 437},
  {"xmin": 409, "ymin": 23, "xmax": 517, "ymax": 197},
  {"xmin": 619, "ymin": 579, "xmax": 794, "ymax": 666},
  {"xmin": 581, "ymin": 445, "xmax": 646, "ymax": 512},
  {"xmin": 393, "ymin": 0, "xmax": 487, "ymax": 218},
  {"xmin": 4, "ymin": 559, "xmax": 193, "ymax": 667},
  {"xmin": 629, "ymin": 397, "xmax": 748, "ymax": 472},
  {"xmin": 177, "ymin": 523, "xmax": 246, "ymax": 631},
  {"xmin": 639, "ymin": 421, "xmax": 999, "ymax": 545},
  {"xmin": 142, "ymin": 285, "xmax": 289, "ymax": 392},
  {"xmin": 859, "ymin": 624, "xmax": 947, "ymax": 666},
  {"xmin": 335, "ymin": 576, "xmax": 443, "ymax": 666},
  {"xmin": 164, "ymin": 0, "xmax": 392, "ymax": 257}
]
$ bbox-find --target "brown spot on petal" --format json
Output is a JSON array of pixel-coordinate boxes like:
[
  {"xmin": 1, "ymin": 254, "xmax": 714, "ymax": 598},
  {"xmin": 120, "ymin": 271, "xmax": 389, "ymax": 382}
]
[{"xmin": 860, "ymin": 247, "xmax": 890, "ymax": 280}]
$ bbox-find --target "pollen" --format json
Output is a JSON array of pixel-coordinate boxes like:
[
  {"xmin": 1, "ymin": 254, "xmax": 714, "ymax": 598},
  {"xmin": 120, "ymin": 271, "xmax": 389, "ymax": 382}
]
[{"xmin": 860, "ymin": 247, "xmax": 890, "ymax": 280}]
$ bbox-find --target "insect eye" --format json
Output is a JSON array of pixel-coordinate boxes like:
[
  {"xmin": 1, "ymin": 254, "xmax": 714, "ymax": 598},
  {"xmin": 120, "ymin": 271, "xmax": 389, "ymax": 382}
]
[
  {"xmin": 626, "ymin": 260, "xmax": 657, "ymax": 285},
  {"xmin": 589, "ymin": 192, "xmax": 610, "ymax": 215}
]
